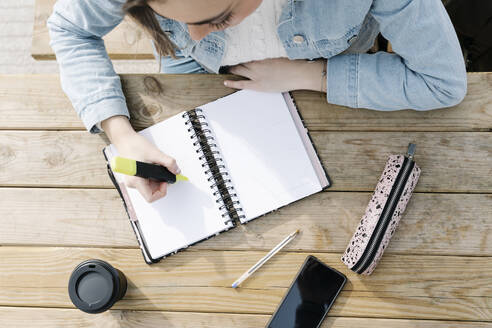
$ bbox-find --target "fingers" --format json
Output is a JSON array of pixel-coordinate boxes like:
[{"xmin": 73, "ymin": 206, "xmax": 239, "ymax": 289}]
[
  {"xmin": 223, "ymin": 79, "xmax": 255, "ymax": 90},
  {"xmin": 225, "ymin": 64, "xmax": 254, "ymax": 89},
  {"xmin": 228, "ymin": 64, "xmax": 251, "ymax": 77},
  {"xmin": 225, "ymin": 63, "xmax": 262, "ymax": 90},
  {"xmin": 147, "ymin": 180, "xmax": 168, "ymax": 203},
  {"xmin": 124, "ymin": 175, "xmax": 139, "ymax": 189},
  {"xmin": 125, "ymin": 176, "xmax": 153, "ymax": 201},
  {"xmin": 151, "ymin": 151, "xmax": 180, "ymax": 175},
  {"xmin": 125, "ymin": 176, "xmax": 168, "ymax": 203},
  {"xmin": 119, "ymin": 134, "xmax": 176, "ymax": 202}
]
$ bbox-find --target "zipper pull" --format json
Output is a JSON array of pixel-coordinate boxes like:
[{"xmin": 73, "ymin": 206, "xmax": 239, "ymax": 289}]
[{"xmin": 407, "ymin": 143, "xmax": 416, "ymax": 160}]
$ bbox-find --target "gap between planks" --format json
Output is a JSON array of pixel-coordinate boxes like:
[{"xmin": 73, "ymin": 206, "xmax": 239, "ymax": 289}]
[
  {"xmin": 1, "ymin": 306, "xmax": 491, "ymax": 327},
  {"xmin": 1, "ymin": 245, "xmax": 492, "ymax": 259}
]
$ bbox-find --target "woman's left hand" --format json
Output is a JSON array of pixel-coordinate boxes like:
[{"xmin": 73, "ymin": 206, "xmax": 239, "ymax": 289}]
[{"xmin": 224, "ymin": 58, "xmax": 325, "ymax": 93}]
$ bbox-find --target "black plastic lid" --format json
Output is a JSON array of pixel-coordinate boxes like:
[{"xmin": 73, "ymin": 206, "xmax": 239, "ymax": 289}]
[{"xmin": 68, "ymin": 259, "xmax": 120, "ymax": 314}]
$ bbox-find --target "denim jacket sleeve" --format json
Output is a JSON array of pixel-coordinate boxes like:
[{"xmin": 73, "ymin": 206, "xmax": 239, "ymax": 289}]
[
  {"xmin": 47, "ymin": 0, "xmax": 129, "ymax": 133},
  {"xmin": 326, "ymin": 0, "xmax": 467, "ymax": 111}
]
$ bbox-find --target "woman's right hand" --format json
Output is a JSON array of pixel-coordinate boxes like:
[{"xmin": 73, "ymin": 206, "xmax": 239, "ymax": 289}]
[{"xmin": 102, "ymin": 116, "xmax": 180, "ymax": 203}]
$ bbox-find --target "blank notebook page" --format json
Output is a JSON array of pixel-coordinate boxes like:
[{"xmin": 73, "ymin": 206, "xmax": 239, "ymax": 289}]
[
  {"xmin": 201, "ymin": 90, "xmax": 322, "ymax": 223},
  {"xmin": 110, "ymin": 113, "xmax": 233, "ymax": 259}
]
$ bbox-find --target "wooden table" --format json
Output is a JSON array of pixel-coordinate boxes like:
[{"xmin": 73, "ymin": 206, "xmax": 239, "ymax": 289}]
[{"xmin": 1, "ymin": 73, "xmax": 491, "ymax": 327}]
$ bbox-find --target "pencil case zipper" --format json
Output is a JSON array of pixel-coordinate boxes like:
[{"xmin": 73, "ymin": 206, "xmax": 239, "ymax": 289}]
[
  {"xmin": 342, "ymin": 143, "xmax": 420, "ymax": 275},
  {"xmin": 351, "ymin": 148, "xmax": 415, "ymax": 273}
]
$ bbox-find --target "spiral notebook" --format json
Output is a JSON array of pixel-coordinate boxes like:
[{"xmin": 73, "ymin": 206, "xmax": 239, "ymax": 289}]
[{"xmin": 103, "ymin": 90, "xmax": 330, "ymax": 263}]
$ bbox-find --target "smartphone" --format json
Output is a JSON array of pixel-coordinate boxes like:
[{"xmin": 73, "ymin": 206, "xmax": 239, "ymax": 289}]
[{"xmin": 265, "ymin": 255, "xmax": 346, "ymax": 328}]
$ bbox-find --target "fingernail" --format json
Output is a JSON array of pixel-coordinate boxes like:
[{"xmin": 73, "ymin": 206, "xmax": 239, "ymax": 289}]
[
  {"xmin": 224, "ymin": 81, "xmax": 229, "ymax": 86},
  {"xmin": 176, "ymin": 167, "xmax": 181, "ymax": 174}
]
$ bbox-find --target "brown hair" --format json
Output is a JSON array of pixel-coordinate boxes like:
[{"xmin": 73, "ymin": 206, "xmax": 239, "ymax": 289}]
[{"xmin": 123, "ymin": 0, "xmax": 176, "ymax": 57}]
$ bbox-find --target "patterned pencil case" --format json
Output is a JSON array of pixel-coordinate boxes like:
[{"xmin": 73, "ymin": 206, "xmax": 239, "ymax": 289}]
[{"xmin": 341, "ymin": 143, "xmax": 421, "ymax": 275}]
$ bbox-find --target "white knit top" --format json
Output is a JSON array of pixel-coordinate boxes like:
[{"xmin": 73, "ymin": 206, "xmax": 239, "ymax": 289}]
[{"xmin": 221, "ymin": 0, "xmax": 288, "ymax": 66}]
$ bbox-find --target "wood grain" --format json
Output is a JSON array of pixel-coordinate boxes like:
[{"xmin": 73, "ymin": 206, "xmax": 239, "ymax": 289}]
[
  {"xmin": 1, "ymin": 307, "xmax": 490, "ymax": 328},
  {"xmin": 314, "ymin": 131, "xmax": 492, "ymax": 192},
  {"xmin": 32, "ymin": 0, "xmax": 153, "ymax": 60},
  {"xmin": 0, "ymin": 131, "xmax": 490, "ymax": 192},
  {"xmin": 2, "ymin": 188, "xmax": 492, "ymax": 256},
  {"xmin": 122, "ymin": 73, "xmax": 492, "ymax": 132},
  {"xmin": 0, "ymin": 247, "xmax": 491, "ymax": 320},
  {"xmin": 0, "ymin": 75, "xmax": 79, "ymax": 130},
  {"xmin": 0, "ymin": 131, "xmax": 109, "ymax": 188},
  {"xmin": 1, "ymin": 73, "xmax": 491, "ymax": 131}
]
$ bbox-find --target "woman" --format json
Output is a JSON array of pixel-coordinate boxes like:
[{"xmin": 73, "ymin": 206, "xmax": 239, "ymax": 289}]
[{"xmin": 48, "ymin": 0, "xmax": 466, "ymax": 202}]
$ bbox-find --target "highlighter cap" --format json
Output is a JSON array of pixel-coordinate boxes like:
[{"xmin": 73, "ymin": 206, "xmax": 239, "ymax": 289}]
[{"xmin": 111, "ymin": 157, "xmax": 136, "ymax": 176}]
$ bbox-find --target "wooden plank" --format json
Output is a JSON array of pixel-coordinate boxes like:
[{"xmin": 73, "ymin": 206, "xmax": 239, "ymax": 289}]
[
  {"xmin": 1, "ymin": 307, "xmax": 490, "ymax": 328},
  {"xmin": 32, "ymin": 0, "xmax": 154, "ymax": 60},
  {"xmin": 0, "ymin": 131, "xmax": 490, "ymax": 192},
  {"xmin": 122, "ymin": 73, "xmax": 492, "ymax": 132},
  {"xmin": 1, "ymin": 73, "xmax": 491, "ymax": 131},
  {"xmin": 315, "ymin": 131, "xmax": 492, "ymax": 192},
  {"xmin": 2, "ymin": 188, "xmax": 492, "ymax": 256},
  {"xmin": 0, "ymin": 247, "xmax": 491, "ymax": 321},
  {"xmin": 0, "ymin": 75, "xmax": 79, "ymax": 130},
  {"xmin": 0, "ymin": 188, "xmax": 132, "ymax": 247},
  {"xmin": 0, "ymin": 131, "xmax": 109, "ymax": 188}
]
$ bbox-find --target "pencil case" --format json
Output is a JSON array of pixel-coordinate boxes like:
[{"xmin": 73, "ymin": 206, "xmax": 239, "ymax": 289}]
[{"xmin": 341, "ymin": 143, "xmax": 421, "ymax": 275}]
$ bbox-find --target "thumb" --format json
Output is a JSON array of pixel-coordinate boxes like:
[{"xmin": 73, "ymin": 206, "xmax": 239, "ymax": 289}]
[{"xmin": 150, "ymin": 150, "xmax": 180, "ymax": 175}]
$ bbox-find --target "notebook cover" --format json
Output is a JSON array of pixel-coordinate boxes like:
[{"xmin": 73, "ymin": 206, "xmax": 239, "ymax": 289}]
[{"xmin": 282, "ymin": 92, "xmax": 331, "ymax": 189}]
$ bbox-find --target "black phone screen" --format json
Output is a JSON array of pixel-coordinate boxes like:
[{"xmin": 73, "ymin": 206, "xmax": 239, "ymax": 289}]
[{"xmin": 266, "ymin": 256, "xmax": 346, "ymax": 328}]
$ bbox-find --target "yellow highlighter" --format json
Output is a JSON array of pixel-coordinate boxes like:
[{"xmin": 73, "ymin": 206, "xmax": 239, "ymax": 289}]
[{"xmin": 110, "ymin": 156, "xmax": 188, "ymax": 184}]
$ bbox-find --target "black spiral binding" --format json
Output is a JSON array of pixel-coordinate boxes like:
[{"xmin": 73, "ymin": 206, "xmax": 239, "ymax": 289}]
[{"xmin": 182, "ymin": 108, "xmax": 245, "ymax": 224}]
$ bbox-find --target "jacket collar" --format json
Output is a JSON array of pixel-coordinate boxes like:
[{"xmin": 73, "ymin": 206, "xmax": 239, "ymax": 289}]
[{"xmin": 167, "ymin": 0, "xmax": 296, "ymax": 73}]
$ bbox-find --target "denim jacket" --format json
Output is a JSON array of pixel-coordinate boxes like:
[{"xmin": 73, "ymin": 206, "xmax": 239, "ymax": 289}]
[{"xmin": 48, "ymin": 0, "xmax": 467, "ymax": 133}]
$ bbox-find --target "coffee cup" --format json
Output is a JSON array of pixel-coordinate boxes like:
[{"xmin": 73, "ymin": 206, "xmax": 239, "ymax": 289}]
[{"xmin": 68, "ymin": 259, "xmax": 127, "ymax": 314}]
